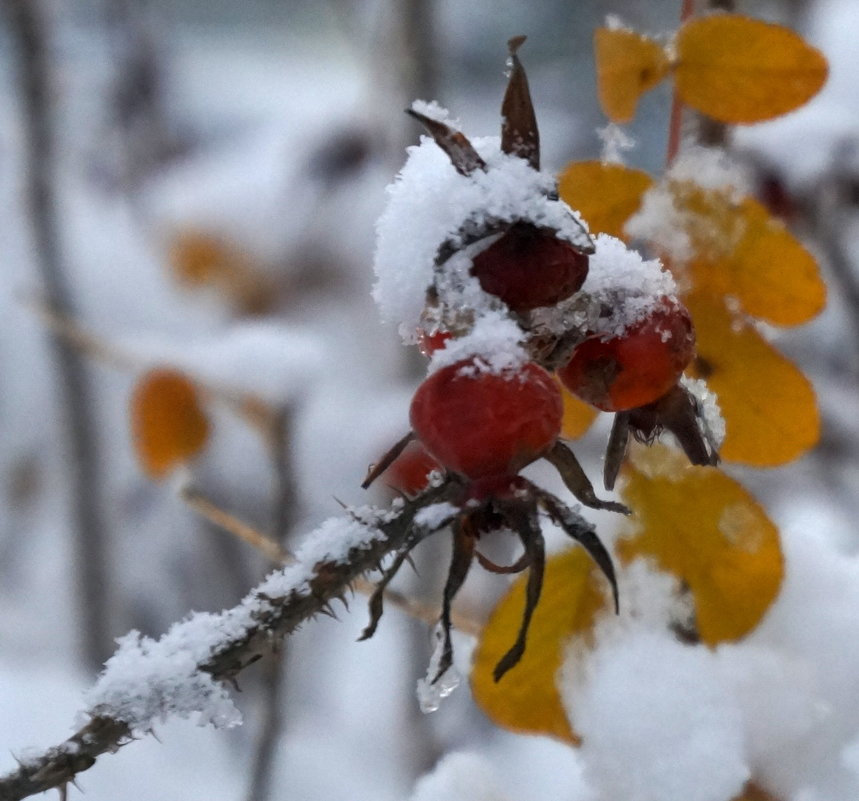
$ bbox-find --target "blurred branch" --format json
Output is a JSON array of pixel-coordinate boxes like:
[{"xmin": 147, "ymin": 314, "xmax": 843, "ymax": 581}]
[
  {"xmin": 246, "ymin": 407, "xmax": 298, "ymax": 801},
  {"xmin": 4, "ymin": 0, "xmax": 112, "ymax": 671},
  {"xmin": 0, "ymin": 480, "xmax": 468, "ymax": 801}
]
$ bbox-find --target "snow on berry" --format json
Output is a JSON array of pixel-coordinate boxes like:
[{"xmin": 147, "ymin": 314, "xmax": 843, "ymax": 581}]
[
  {"xmin": 373, "ymin": 129, "xmax": 592, "ymax": 342},
  {"xmin": 409, "ymin": 357, "xmax": 562, "ymax": 480},
  {"xmin": 558, "ymin": 297, "xmax": 695, "ymax": 412}
]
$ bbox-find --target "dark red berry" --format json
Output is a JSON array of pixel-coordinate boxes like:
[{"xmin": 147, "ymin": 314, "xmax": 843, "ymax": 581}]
[
  {"xmin": 470, "ymin": 222, "xmax": 588, "ymax": 312},
  {"xmin": 410, "ymin": 358, "xmax": 562, "ymax": 479}
]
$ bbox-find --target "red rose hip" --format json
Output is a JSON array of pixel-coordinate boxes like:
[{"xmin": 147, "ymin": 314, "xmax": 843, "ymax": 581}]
[
  {"xmin": 410, "ymin": 358, "xmax": 563, "ymax": 479},
  {"xmin": 558, "ymin": 298, "xmax": 695, "ymax": 412},
  {"xmin": 470, "ymin": 222, "xmax": 589, "ymax": 312}
]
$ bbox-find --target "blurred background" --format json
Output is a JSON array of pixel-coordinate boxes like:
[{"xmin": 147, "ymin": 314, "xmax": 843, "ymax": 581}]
[{"xmin": 0, "ymin": 1, "xmax": 857, "ymax": 799}]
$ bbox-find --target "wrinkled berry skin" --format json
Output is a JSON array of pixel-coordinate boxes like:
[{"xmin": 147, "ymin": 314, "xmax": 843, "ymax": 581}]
[
  {"xmin": 558, "ymin": 299, "xmax": 695, "ymax": 412},
  {"xmin": 470, "ymin": 222, "xmax": 589, "ymax": 312},
  {"xmin": 410, "ymin": 359, "xmax": 562, "ymax": 479}
]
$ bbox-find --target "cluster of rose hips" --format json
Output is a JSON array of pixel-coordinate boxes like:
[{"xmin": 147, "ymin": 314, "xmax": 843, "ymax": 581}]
[{"xmin": 363, "ymin": 38, "xmax": 717, "ymax": 684}]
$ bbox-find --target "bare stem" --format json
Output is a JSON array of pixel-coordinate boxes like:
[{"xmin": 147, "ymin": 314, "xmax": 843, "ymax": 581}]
[{"xmin": 5, "ymin": 0, "xmax": 112, "ymax": 672}]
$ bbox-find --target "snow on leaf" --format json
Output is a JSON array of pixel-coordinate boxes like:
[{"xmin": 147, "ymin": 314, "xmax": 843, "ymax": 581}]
[
  {"xmin": 688, "ymin": 194, "xmax": 826, "ymax": 327},
  {"xmin": 617, "ymin": 444, "xmax": 784, "ymax": 644},
  {"xmin": 674, "ymin": 15, "xmax": 828, "ymax": 125},
  {"xmin": 594, "ymin": 27, "xmax": 671, "ymax": 123},
  {"xmin": 471, "ymin": 548, "xmax": 612, "ymax": 744},
  {"xmin": 685, "ymin": 292, "xmax": 820, "ymax": 466},
  {"xmin": 558, "ymin": 161, "xmax": 653, "ymax": 240},
  {"xmin": 130, "ymin": 368, "xmax": 210, "ymax": 479}
]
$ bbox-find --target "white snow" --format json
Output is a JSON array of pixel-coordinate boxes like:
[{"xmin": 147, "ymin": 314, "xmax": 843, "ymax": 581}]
[
  {"xmin": 427, "ymin": 310, "xmax": 527, "ymax": 375},
  {"xmin": 373, "ymin": 135, "xmax": 591, "ymax": 341},
  {"xmin": 408, "ymin": 752, "xmax": 512, "ymax": 801}
]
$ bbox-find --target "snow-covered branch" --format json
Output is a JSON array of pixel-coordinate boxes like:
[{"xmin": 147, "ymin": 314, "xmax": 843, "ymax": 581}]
[{"xmin": 0, "ymin": 481, "xmax": 458, "ymax": 801}]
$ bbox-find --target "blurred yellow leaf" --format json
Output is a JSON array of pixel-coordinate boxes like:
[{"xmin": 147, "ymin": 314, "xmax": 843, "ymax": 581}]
[
  {"xmin": 675, "ymin": 14, "xmax": 828, "ymax": 124},
  {"xmin": 560, "ymin": 382, "xmax": 599, "ymax": 439},
  {"xmin": 686, "ymin": 293, "xmax": 820, "ymax": 465},
  {"xmin": 594, "ymin": 27, "xmax": 671, "ymax": 123},
  {"xmin": 670, "ymin": 183, "xmax": 825, "ymax": 326},
  {"xmin": 131, "ymin": 368, "xmax": 210, "ymax": 480},
  {"xmin": 618, "ymin": 445, "xmax": 784, "ymax": 644},
  {"xmin": 691, "ymin": 195, "xmax": 826, "ymax": 326},
  {"xmin": 471, "ymin": 548, "xmax": 611, "ymax": 743},
  {"xmin": 557, "ymin": 161, "xmax": 653, "ymax": 239},
  {"xmin": 169, "ymin": 229, "xmax": 277, "ymax": 315}
]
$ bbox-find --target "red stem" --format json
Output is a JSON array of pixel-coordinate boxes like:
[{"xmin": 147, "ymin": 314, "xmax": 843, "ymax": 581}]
[{"xmin": 666, "ymin": 0, "xmax": 697, "ymax": 166}]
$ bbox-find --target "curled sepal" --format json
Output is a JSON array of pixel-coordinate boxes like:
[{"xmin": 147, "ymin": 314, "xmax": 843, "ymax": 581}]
[
  {"xmin": 628, "ymin": 384, "xmax": 720, "ymax": 468},
  {"xmin": 604, "ymin": 411, "xmax": 631, "ymax": 491},
  {"xmin": 544, "ymin": 440, "xmax": 630, "ymax": 514},
  {"xmin": 501, "ymin": 35, "xmax": 540, "ymax": 170},
  {"xmin": 361, "ymin": 430, "xmax": 415, "ymax": 490},
  {"xmin": 537, "ymin": 489, "xmax": 619, "ymax": 614},
  {"xmin": 493, "ymin": 506, "xmax": 546, "ymax": 681},
  {"xmin": 433, "ymin": 518, "xmax": 477, "ymax": 683},
  {"xmin": 406, "ymin": 108, "xmax": 487, "ymax": 176}
]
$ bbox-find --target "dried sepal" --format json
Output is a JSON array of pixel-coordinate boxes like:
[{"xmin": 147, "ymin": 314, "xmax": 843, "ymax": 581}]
[
  {"xmin": 501, "ymin": 35, "xmax": 540, "ymax": 170},
  {"xmin": 536, "ymin": 488, "xmax": 618, "ymax": 613},
  {"xmin": 406, "ymin": 108, "xmax": 487, "ymax": 176},
  {"xmin": 544, "ymin": 440, "xmax": 630, "ymax": 514}
]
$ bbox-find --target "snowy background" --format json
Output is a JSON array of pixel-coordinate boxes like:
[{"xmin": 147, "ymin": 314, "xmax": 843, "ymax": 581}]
[{"xmin": 2, "ymin": 1, "xmax": 859, "ymax": 800}]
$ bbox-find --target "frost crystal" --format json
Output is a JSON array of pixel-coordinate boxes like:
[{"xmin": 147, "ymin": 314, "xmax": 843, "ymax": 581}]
[
  {"xmin": 416, "ymin": 624, "xmax": 461, "ymax": 713},
  {"xmin": 681, "ymin": 375, "xmax": 726, "ymax": 448},
  {"xmin": 428, "ymin": 310, "xmax": 527, "ymax": 375}
]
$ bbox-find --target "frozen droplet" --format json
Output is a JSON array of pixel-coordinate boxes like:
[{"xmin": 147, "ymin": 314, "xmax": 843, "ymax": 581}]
[{"xmin": 416, "ymin": 624, "xmax": 461, "ymax": 713}]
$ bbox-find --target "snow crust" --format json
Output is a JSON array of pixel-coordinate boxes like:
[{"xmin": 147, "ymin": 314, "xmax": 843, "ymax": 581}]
[
  {"xmin": 580, "ymin": 234, "xmax": 678, "ymax": 336},
  {"xmin": 373, "ymin": 132, "xmax": 591, "ymax": 341},
  {"xmin": 84, "ymin": 511, "xmax": 387, "ymax": 734},
  {"xmin": 427, "ymin": 310, "xmax": 527, "ymax": 375}
]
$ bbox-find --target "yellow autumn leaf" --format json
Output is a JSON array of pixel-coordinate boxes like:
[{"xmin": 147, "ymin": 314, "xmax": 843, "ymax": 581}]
[
  {"xmin": 131, "ymin": 368, "xmax": 210, "ymax": 479},
  {"xmin": 686, "ymin": 292, "xmax": 820, "ymax": 465},
  {"xmin": 594, "ymin": 27, "xmax": 671, "ymax": 123},
  {"xmin": 617, "ymin": 445, "xmax": 784, "ymax": 644},
  {"xmin": 560, "ymin": 383, "xmax": 599, "ymax": 439},
  {"xmin": 471, "ymin": 548, "xmax": 611, "ymax": 743},
  {"xmin": 670, "ymin": 183, "xmax": 826, "ymax": 326},
  {"xmin": 557, "ymin": 161, "xmax": 653, "ymax": 239},
  {"xmin": 675, "ymin": 14, "xmax": 828, "ymax": 124},
  {"xmin": 692, "ymin": 196, "xmax": 825, "ymax": 326}
]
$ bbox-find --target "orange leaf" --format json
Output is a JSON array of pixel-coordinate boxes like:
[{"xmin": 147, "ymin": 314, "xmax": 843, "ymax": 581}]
[
  {"xmin": 471, "ymin": 548, "xmax": 611, "ymax": 743},
  {"xmin": 560, "ymin": 383, "xmax": 599, "ymax": 439},
  {"xmin": 131, "ymin": 368, "xmax": 210, "ymax": 479},
  {"xmin": 594, "ymin": 27, "xmax": 671, "ymax": 123},
  {"xmin": 691, "ymin": 195, "xmax": 826, "ymax": 326},
  {"xmin": 675, "ymin": 15, "xmax": 828, "ymax": 124},
  {"xmin": 686, "ymin": 293, "xmax": 819, "ymax": 465},
  {"xmin": 557, "ymin": 161, "xmax": 653, "ymax": 239},
  {"xmin": 618, "ymin": 445, "xmax": 784, "ymax": 644}
]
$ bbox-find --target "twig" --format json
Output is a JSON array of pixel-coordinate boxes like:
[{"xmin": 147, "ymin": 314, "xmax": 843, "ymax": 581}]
[
  {"xmin": 179, "ymin": 483, "xmax": 482, "ymax": 637},
  {"xmin": 0, "ymin": 481, "xmax": 464, "ymax": 801},
  {"xmin": 5, "ymin": 0, "xmax": 112, "ymax": 671}
]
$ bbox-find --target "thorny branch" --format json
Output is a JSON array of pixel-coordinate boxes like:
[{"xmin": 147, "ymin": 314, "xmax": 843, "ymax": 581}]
[{"xmin": 0, "ymin": 480, "xmax": 463, "ymax": 801}]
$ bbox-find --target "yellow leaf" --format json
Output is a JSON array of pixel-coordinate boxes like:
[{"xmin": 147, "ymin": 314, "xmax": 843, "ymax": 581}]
[
  {"xmin": 557, "ymin": 161, "xmax": 653, "ymax": 239},
  {"xmin": 594, "ymin": 27, "xmax": 671, "ymax": 123},
  {"xmin": 560, "ymin": 383, "xmax": 599, "ymax": 439},
  {"xmin": 675, "ymin": 15, "xmax": 828, "ymax": 124},
  {"xmin": 131, "ymin": 368, "xmax": 210, "ymax": 479},
  {"xmin": 686, "ymin": 293, "xmax": 820, "ymax": 465},
  {"xmin": 671, "ymin": 184, "xmax": 826, "ymax": 326},
  {"xmin": 618, "ymin": 445, "xmax": 784, "ymax": 644},
  {"xmin": 471, "ymin": 548, "xmax": 611, "ymax": 743}
]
